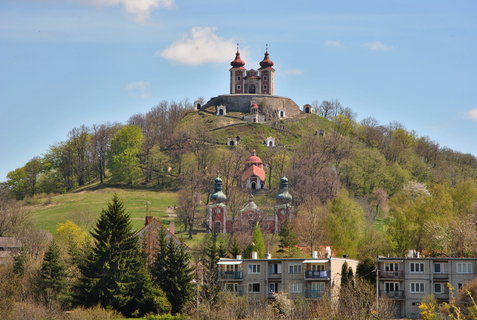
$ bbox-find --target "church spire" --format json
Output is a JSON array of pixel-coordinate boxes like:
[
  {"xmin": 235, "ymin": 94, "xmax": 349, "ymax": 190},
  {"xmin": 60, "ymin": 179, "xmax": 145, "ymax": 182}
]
[{"xmin": 230, "ymin": 43, "xmax": 246, "ymax": 68}]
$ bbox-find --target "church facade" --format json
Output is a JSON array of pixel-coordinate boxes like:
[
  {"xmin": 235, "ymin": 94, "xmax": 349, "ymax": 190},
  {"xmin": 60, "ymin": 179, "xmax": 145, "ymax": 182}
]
[{"xmin": 206, "ymin": 176, "xmax": 294, "ymax": 235}]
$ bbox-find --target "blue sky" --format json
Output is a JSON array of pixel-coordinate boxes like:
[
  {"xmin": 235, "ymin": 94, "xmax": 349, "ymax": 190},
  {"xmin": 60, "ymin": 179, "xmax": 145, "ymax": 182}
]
[{"xmin": 1, "ymin": 0, "xmax": 476, "ymax": 181}]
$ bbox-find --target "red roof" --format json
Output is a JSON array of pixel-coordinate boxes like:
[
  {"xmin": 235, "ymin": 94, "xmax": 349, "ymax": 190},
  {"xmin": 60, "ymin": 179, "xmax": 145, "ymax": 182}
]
[
  {"xmin": 246, "ymin": 156, "xmax": 262, "ymax": 164},
  {"xmin": 241, "ymin": 165, "xmax": 266, "ymax": 182},
  {"xmin": 259, "ymin": 50, "xmax": 274, "ymax": 69},
  {"xmin": 230, "ymin": 50, "xmax": 245, "ymax": 68},
  {"xmin": 251, "ymin": 104, "xmax": 259, "ymax": 109}
]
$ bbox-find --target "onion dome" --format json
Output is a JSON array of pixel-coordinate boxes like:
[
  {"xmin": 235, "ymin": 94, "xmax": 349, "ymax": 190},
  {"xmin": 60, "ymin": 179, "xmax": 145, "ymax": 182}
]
[
  {"xmin": 210, "ymin": 177, "xmax": 227, "ymax": 203},
  {"xmin": 276, "ymin": 177, "xmax": 293, "ymax": 203},
  {"xmin": 230, "ymin": 50, "xmax": 245, "ymax": 68},
  {"xmin": 259, "ymin": 48, "xmax": 274, "ymax": 69},
  {"xmin": 246, "ymin": 149, "xmax": 263, "ymax": 164},
  {"xmin": 251, "ymin": 103, "xmax": 259, "ymax": 109}
]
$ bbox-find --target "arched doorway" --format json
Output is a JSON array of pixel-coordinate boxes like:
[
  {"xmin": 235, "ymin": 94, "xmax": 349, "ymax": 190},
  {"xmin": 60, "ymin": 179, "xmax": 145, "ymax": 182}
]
[
  {"xmin": 249, "ymin": 84, "xmax": 256, "ymax": 94},
  {"xmin": 214, "ymin": 221, "xmax": 221, "ymax": 233},
  {"xmin": 305, "ymin": 107, "xmax": 310, "ymax": 113},
  {"xmin": 251, "ymin": 182, "xmax": 256, "ymax": 190},
  {"xmin": 268, "ymin": 141, "xmax": 273, "ymax": 147},
  {"xmin": 219, "ymin": 109, "xmax": 224, "ymax": 115}
]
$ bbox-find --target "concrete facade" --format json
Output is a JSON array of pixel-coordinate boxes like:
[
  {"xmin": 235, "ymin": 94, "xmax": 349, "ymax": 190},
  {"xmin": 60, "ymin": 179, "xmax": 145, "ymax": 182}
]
[
  {"xmin": 377, "ymin": 256, "xmax": 477, "ymax": 318},
  {"xmin": 218, "ymin": 253, "xmax": 359, "ymax": 300}
]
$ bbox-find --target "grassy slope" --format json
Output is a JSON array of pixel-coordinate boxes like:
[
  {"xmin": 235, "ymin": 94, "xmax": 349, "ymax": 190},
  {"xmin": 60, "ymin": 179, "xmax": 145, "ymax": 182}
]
[
  {"xmin": 28, "ymin": 187, "xmax": 178, "ymax": 234},
  {"xmin": 27, "ymin": 110, "xmax": 333, "ymax": 249}
]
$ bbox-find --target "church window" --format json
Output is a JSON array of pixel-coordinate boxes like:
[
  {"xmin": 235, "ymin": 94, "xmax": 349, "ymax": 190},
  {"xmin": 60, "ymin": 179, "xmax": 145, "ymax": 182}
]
[
  {"xmin": 214, "ymin": 221, "xmax": 222, "ymax": 233},
  {"xmin": 237, "ymin": 76, "xmax": 241, "ymax": 81},
  {"xmin": 237, "ymin": 85, "xmax": 241, "ymax": 90},
  {"xmin": 263, "ymin": 85, "xmax": 267, "ymax": 90},
  {"xmin": 263, "ymin": 76, "xmax": 267, "ymax": 81}
]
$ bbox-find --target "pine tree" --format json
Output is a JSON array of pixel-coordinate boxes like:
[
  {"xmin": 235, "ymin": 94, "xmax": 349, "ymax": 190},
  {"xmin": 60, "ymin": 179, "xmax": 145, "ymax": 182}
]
[
  {"xmin": 340, "ymin": 261, "xmax": 350, "ymax": 287},
  {"xmin": 278, "ymin": 220, "xmax": 298, "ymax": 252},
  {"xmin": 73, "ymin": 195, "xmax": 160, "ymax": 317},
  {"xmin": 356, "ymin": 258, "xmax": 376, "ymax": 284},
  {"xmin": 39, "ymin": 241, "xmax": 69, "ymax": 307},
  {"xmin": 245, "ymin": 225, "xmax": 266, "ymax": 258},
  {"xmin": 200, "ymin": 233, "xmax": 222, "ymax": 304},
  {"xmin": 151, "ymin": 231, "xmax": 194, "ymax": 314},
  {"xmin": 229, "ymin": 236, "xmax": 241, "ymax": 258}
]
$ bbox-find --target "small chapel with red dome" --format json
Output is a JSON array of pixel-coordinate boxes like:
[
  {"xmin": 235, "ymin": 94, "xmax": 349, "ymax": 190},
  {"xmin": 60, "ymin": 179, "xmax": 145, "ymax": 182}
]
[{"xmin": 241, "ymin": 149, "xmax": 266, "ymax": 190}]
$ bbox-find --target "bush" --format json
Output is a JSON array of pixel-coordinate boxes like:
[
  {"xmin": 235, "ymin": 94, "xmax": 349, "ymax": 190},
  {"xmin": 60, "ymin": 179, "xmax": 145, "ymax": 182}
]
[
  {"xmin": 145, "ymin": 314, "xmax": 188, "ymax": 320},
  {"xmin": 65, "ymin": 306, "xmax": 122, "ymax": 320}
]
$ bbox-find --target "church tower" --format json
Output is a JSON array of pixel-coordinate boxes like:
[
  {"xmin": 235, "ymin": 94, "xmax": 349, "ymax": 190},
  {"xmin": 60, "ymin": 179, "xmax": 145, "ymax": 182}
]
[
  {"xmin": 258, "ymin": 46, "xmax": 275, "ymax": 95},
  {"xmin": 229, "ymin": 45, "xmax": 245, "ymax": 94},
  {"xmin": 274, "ymin": 177, "xmax": 293, "ymax": 234},
  {"xmin": 207, "ymin": 177, "xmax": 228, "ymax": 233}
]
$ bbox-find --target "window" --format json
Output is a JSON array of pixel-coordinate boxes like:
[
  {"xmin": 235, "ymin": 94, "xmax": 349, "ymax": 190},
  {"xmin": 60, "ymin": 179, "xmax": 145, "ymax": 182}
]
[
  {"xmin": 289, "ymin": 264, "xmax": 302, "ymax": 274},
  {"xmin": 248, "ymin": 283, "xmax": 260, "ymax": 293},
  {"xmin": 263, "ymin": 85, "xmax": 267, "ymax": 90},
  {"xmin": 434, "ymin": 283, "xmax": 443, "ymax": 294},
  {"xmin": 269, "ymin": 283, "xmax": 279, "ymax": 293},
  {"xmin": 384, "ymin": 282, "xmax": 400, "ymax": 292},
  {"xmin": 384, "ymin": 262, "xmax": 399, "ymax": 271},
  {"xmin": 434, "ymin": 263, "xmax": 449, "ymax": 273},
  {"xmin": 263, "ymin": 76, "xmax": 267, "ymax": 81},
  {"xmin": 311, "ymin": 264, "xmax": 325, "ymax": 272},
  {"xmin": 311, "ymin": 282, "xmax": 325, "ymax": 292},
  {"xmin": 226, "ymin": 283, "xmax": 238, "ymax": 292},
  {"xmin": 457, "ymin": 263, "xmax": 472, "ymax": 273},
  {"xmin": 237, "ymin": 85, "xmax": 241, "ymax": 90},
  {"xmin": 410, "ymin": 282, "xmax": 425, "ymax": 293},
  {"xmin": 289, "ymin": 282, "xmax": 302, "ymax": 293},
  {"xmin": 410, "ymin": 262, "xmax": 424, "ymax": 273},
  {"xmin": 237, "ymin": 76, "xmax": 241, "ymax": 81},
  {"xmin": 248, "ymin": 264, "xmax": 261, "ymax": 274},
  {"xmin": 269, "ymin": 263, "xmax": 281, "ymax": 274}
]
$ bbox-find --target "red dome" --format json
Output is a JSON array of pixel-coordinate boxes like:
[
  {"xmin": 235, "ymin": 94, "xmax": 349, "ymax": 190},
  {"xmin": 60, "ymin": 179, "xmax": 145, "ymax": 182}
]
[
  {"xmin": 251, "ymin": 104, "xmax": 259, "ymax": 109},
  {"xmin": 259, "ymin": 50, "xmax": 274, "ymax": 69},
  {"xmin": 246, "ymin": 155, "xmax": 263, "ymax": 164},
  {"xmin": 230, "ymin": 50, "xmax": 245, "ymax": 68}
]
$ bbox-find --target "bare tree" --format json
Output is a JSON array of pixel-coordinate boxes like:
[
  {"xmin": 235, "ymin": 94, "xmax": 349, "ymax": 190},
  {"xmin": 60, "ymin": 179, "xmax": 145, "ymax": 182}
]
[{"xmin": 293, "ymin": 197, "xmax": 329, "ymax": 252}]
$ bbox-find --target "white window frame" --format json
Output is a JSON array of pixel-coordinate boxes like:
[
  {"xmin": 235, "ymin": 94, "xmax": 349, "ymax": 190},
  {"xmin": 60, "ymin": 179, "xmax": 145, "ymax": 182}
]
[
  {"xmin": 248, "ymin": 264, "xmax": 261, "ymax": 274},
  {"xmin": 434, "ymin": 283, "xmax": 444, "ymax": 294},
  {"xmin": 410, "ymin": 262, "xmax": 424, "ymax": 273},
  {"xmin": 384, "ymin": 282, "xmax": 400, "ymax": 292},
  {"xmin": 410, "ymin": 282, "xmax": 425, "ymax": 293},
  {"xmin": 457, "ymin": 263, "xmax": 472, "ymax": 274},
  {"xmin": 289, "ymin": 263, "xmax": 302, "ymax": 274},
  {"xmin": 289, "ymin": 282, "xmax": 302, "ymax": 293},
  {"xmin": 384, "ymin": 262, "xmax": 399, "ymax": 271},
  {"xmin": 269, "ymin": 282, "xmax": 279, "ymax": 294},
  {"xmin": 226, "ymin": 283, "xmax": 238, "ymax": 292},
  {"xmin": 433, "ymin": 262, "xmax": 449, "ymax": 273},
  {"xmin": 248, "ymin": 282, "xmax": 260, "ymax": 293}
]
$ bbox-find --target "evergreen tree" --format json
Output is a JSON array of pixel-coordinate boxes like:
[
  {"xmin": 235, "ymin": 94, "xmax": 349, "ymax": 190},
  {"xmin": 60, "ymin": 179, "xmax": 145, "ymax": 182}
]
[
  {"xmin": 200, "ymin": 233, "xmax": 222, "ymax": 304},
  {"xmin": 229, "ymin": 236, "xmax": 241, "ymax": 258},
  {"xmin": 39, "ymin": 241, "xmax": 69, "ymax": 307},
  {"xmin": 244, "ymin": 225, "xmax": 266, "ymax": 258},
  {"xmin": 340, "ymin": 261, "xmax": 350, "ymax": 287},
  {"xmin": 151, "ymin": 231, "xmax": 195, "ymax": 314},
  {"xmin": 13, "ymin": 248, "xmax": 27, "ymax": 276},
  {"xmin": 73, "ymin": 195, "xmax": 160, "ymax": 317},
  {"xmin": 278, "ymin": 220, "xmax": 298, "ymax": 252},
  {"xmin": 356, "ymin": 258, "xmax": 376, "ymax": 284}
]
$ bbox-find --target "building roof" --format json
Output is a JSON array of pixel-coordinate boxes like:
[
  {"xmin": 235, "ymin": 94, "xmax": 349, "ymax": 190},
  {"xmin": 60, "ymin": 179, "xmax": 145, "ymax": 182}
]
[
  {"xmin": 241, "ymin": 165, "xmax": 266, "ymax": 182},
  {"xmin": 0, "ymin": 237, "xmax": 21, "ymax": 248},
  {"xmin": 259, "ymin": 49, "xmax": 274, "ymax": 69},
  {"xmin": 230, "ymin": 50, "xmax": 245, "ymax": 68}
]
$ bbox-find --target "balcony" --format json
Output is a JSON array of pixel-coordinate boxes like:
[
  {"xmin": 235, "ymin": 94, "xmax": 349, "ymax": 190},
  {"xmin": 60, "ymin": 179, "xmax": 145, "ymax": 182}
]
[
  {"xmin": 433, "ymin": 273, "xmax": 449, "ymax": 280},
  {"xmin": 219, "ymin": 271, "xmax": 243, "ymax": 280},
  {"xmin": 305, "ymin": 270, "xmax": 330, "ymax": 280},
  {"xmin": 379, "ymin": 270, "xmax": 404, "ymax": 279},
  {"xmin": 380, "ymin": 290, "xmax": 404, "ymax": 299},
  {"xmin": 305, "ymin": 290, "xmax": 325, "ymax": 299}
]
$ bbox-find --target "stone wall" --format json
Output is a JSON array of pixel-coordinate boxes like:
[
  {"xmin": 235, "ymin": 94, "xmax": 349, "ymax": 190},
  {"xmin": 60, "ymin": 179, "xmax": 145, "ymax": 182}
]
[{"xmin": 202, "ymin": 94, "xmax": 301, "ymax": 117}]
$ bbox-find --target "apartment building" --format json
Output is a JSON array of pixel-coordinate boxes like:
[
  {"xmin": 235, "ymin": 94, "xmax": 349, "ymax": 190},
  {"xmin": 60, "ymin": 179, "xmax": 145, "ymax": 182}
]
[
  {"xmin": 217, "ymin": 250, "xmax": 358, "ymax": 300},
  {"xmin": 378, "ymin": 254, "xmax": 477, "ymax": 318}
]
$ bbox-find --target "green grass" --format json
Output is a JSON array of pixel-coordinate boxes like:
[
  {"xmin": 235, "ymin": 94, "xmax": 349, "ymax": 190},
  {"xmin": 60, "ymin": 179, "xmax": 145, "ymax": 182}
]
[{"xmin": 28, "ymin": 187, "xmax": 178, "ymax": 234}]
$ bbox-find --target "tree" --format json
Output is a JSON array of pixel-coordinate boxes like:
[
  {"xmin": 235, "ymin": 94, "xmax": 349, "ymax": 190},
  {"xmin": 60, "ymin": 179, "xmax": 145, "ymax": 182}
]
[
  {"xmin": 278, "ymin": 219, "xmax": 298, "ymax": 252},
  {"xmin": 39, "ymin": 242, "xmax": 69, "ymax": 308},
  {"xmin": 328, "ymin": 190, "xmax": 365, "ymax": 257},
  {"xmin": 24, "ymin": 157, "xmax": 43, "ymax": 196},
  {"xmin": 5, "ymin": 167, "xmax": 28, "ymax": 200},
  {"xmin": 294, "ymin": 197, "xmax": 329, "ymax": 252},
  {"xmin": 200, "ymin": 233, "xmax": 224, "ymax": 305},
  {"xmin": 340, "ymin": 262, "xmax": 350, "ymax": 287},
  {"xmin": 68, "ymin": 126, "xmax": 92, "ymax": 186},
  {"xmin": 108, "ymin": 125, "xmax": 143, "ymax": 184},
  {"xmin": 244, "ymin": 225, "xmax": 266, "ymax": 258},
  {"xmin": 356, "ymin": 258, "xmax": 376, "ymax": 284},
  {"xmin": 73, "ymin": 195, "xmax": 160, "ymax": 317},
  {"xmin": 151, "ymin": 231, "xmax": 194, "ymax": 314}
]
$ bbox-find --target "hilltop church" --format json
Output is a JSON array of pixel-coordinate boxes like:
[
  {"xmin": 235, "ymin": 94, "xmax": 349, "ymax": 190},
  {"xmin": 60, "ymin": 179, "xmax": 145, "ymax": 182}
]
[{"xmin": 201, "ymin": 46, "xmax": 302, "ymax": 121}]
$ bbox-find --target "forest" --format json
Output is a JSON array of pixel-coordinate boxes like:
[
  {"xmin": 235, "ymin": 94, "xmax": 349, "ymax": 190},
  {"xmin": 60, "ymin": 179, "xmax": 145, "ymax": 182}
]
[{"xmin": 1, "ymin": 99, "xmax": 477, "ymax": 319}]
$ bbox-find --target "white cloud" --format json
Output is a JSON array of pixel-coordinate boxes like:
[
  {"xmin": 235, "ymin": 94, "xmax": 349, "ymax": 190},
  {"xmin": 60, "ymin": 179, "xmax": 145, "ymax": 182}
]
[
  {"xmin": 126, "ymin": 81, "xmax": 151, "ymax": 99},
  {"xmin": 467, "ymin": 109, "xmax": 477, "ymax": 121},
  {"xmin": 61, "ymin": 0, "xmax": 174, "ymax": 23},
  {"xmin": 158, "ymin": 27, "xmax": 240, "ymax": 66},
  {"xmin": 325, "ymin": 40, "xmax": 342, "ymax": 47},
  {"xmin": 284, "ymin": 68, "xmax": 303, "ymax": 76},
  {"xmin": 363, "ymin": 41, "xmax": 392, "ymax": 51}
]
